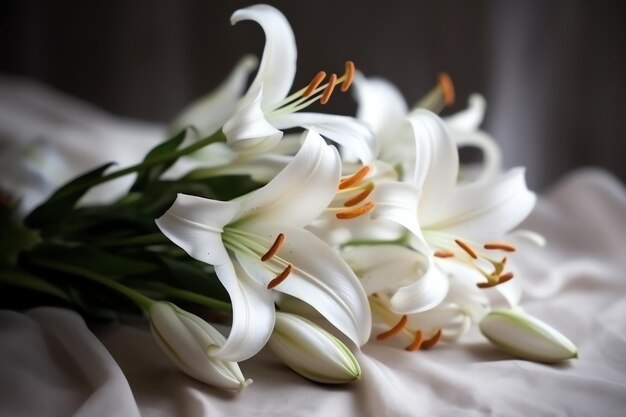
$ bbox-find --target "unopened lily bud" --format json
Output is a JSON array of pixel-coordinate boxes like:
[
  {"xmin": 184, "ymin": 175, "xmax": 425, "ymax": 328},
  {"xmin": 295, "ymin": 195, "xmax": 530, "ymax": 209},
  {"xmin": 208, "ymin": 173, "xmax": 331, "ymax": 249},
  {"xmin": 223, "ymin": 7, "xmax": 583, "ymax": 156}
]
[
  {"xmin": 479, "ymin": 309, "xmax": 578, "ymax": 363},
  {"xmin": 269, "ymin": 312, "xmax": 361, "ymax": 384},
  {"xmin": 149, "ymin": 302, "xmax": 251, "ymax": 390}
]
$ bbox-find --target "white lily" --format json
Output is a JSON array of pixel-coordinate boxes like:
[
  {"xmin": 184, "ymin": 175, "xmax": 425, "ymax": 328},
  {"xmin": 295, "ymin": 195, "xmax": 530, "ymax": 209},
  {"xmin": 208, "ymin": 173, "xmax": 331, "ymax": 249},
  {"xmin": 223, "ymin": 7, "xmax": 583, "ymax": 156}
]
[
  {"xmin": 371, "ymin": 110, "xmax": 535, "ymax": 314},
  {"xmin": 353, "ymin": 72, "xmax": 500, "ymax": 179},
  {"xmin": 172, "ymin": 4, "xmax": 374, "ymax": 162},
  {"xmin": 155, "ymin": 130, "xmax": 371, "ymax": 362},
  {"xmin": 149, "ymin": 301, "xmax": 251, "ymax": 390},
  {"xmin": 369, "ymin": 270, "xmax": 491, "ymax": 350},
  {"xmin": 479, "ymin": 309, "xmax": 578, "ymax": 362},
  {"xmin": 269, "ymin": 312, "xmax": 361, "ymax": 384}
]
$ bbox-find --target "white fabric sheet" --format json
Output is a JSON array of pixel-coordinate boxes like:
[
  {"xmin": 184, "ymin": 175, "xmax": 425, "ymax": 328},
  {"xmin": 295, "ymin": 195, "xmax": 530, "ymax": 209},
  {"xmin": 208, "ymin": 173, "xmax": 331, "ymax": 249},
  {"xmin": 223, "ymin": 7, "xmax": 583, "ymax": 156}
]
[{"xmin": 1, "ymin": 79, "xmax": 626, "ymax": 416}]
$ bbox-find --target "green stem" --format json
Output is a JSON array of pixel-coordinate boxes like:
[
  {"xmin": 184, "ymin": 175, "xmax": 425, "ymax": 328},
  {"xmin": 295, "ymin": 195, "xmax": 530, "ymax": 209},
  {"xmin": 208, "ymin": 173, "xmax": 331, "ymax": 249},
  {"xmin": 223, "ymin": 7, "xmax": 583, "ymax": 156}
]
[
  {"xmin": 33, "ymin": 259, "xmax": 153, "ymax": 311},
  {"xmin": 98, "ymin": 233, "xmax": 169, "ymax": 248},
  {"xmin": 131, "ymin": 282, "xmax": 232, "ymax": 313},
  {"xmin": 57, "ymin": 129, "xmax": 226, "ymax": 199},
  {"xmin": 0, "ymin": 270, "xmax": 71, "ymax": 302},
  {"xmin": 341, "ymin": 234, "xmax": 409, "ymax": 248}
]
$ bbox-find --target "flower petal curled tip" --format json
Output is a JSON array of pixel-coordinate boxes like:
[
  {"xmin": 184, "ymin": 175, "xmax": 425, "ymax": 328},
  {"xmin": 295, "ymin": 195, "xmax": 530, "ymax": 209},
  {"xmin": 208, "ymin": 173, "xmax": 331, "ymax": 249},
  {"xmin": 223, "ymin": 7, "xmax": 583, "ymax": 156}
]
[
  {"xmin": 270, "ymin": 312, "xmax": 362, "ymax": 384},
  {"xmin": 231, "ymin": 4, "xmax": 297, "ymax": 108},
  {"xmin": 149, "ymin": 302, "xmax": 251, "ymax": 390},
  {"xmin": 479, "ymin": 309, "xmax": 578, "ymax": 363}
]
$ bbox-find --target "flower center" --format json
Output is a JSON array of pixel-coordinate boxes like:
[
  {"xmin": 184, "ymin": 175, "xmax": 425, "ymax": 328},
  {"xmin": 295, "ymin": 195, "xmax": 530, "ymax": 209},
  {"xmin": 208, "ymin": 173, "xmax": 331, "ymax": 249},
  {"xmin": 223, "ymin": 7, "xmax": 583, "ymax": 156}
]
[
  {"xmin": 325, "ymin": 165, "xmax": 378, "ymax": 220},
  {"xmin": 370, "ymin": 296, "xmax": 444, "ymax": 352},
  {"xmin": 429, "ymin": 234, "xmax": 517, "ymax": 289},
  {"xmin": 269, "ymin": 61, "xmax": 356, "ymax": 118},
  {"xmin": 222, "ymin": 228, "xmax": 294, "ymax": 289}
]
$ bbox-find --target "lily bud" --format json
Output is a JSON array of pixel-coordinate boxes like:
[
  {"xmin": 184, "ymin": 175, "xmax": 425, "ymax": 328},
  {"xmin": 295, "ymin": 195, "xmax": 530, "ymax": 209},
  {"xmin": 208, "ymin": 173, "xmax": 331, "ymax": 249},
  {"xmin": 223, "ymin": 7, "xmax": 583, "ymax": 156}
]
[
  {"xmin": 149, "ymin": 302, "xmax": 251, "ymax": 390},
  {"xmin": 269, "ymin": 312, "xmax": 361, "ymax": 384},
  {"xmin": 479, "ymin": 309, "xmax": 578, "ymax": 363}
]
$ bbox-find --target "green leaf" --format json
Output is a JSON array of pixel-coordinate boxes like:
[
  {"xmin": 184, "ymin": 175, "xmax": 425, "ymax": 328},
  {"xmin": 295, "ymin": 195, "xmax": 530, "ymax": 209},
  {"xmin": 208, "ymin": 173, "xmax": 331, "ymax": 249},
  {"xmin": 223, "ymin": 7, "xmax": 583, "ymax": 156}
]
[
  {"xmin": 0, "ymin": 268, "xmax": 71, "ymax": 301},
  {"xmin": 24, "ymin": 162, "xmax": 115, "ymax": 229},
  {"xmin": 130, "ymin": 128, "xmax": 189, "ymax": 192},
  {"xmin": 26, "ymin": 242, "xmax": 158, "ymax": 279},
  {"xmin": 0, "ymin": 206, "xmax": 40, "ymax": 265}
]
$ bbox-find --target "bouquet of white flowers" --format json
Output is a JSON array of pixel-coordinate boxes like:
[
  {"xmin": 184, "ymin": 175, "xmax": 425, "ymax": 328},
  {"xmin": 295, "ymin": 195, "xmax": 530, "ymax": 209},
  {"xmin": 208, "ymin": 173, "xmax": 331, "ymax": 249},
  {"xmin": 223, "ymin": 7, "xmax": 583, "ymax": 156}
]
[{"xmin": 0, "ymin": 4, "xmax": 576, "ymax": 391}]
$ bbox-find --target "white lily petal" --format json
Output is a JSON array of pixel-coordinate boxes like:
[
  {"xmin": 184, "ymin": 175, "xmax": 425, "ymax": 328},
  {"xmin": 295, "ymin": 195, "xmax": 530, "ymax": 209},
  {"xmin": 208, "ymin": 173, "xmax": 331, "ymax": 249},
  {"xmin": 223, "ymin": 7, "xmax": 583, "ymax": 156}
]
[
  {"xmin": 272, "ymin": 112, "xmax": 376, "ymax": 164},
  {"xmin": 443, "ymin": 94, "xmax": 486, "ymax": 132},
  {"xmin": 208, "ymin": 261, "xmax": 276, "ymax": 362},
  {"xmin": 369, "ymin": 181, "xmax": 429, "ymax": 253},
  {"xmin": 223, "ymin": 84, "xmax": 283, "ymax": 153},
  {"xmin": 231, "ymin": 4, "xmax": 296, "ymax": 109},
  {"xmin": 479, "ymin": 309, "xmax": 578, "ymax": 362},
  {"xmin": 454, "ymin": 130, "xmax": 502, "ymax": 181},
  {"xmin": 205, "ymin": 153, "xmax": 292, "ymax": 183},
  {"xmin": 353, "ymin": 73, "xmax": 408, "ymax": 145},
  {"xmin": 407, "ymin": 110, "xmax": 459, "ymax": 220},
  {"xmin": 170, "ymin": 55, "xmax": 258, "ymax": 136},
  {"xmin": 270, "ymin": 312, "xmax": 361, "ymax": 384},
  {"xmin": 389, "ymin": 262, "xmax": 449, "ymax": 314},
  {"xmin": 341, "ymin": 245, "xmax": 428, "ymax": 295},
  {"xmin": 236, "ymin": 224, "xmax": 371, "ymax": 347},
  {"xmin": 508, "ymin": 229, "xmax": 547, "ymax": 247},
  {"xmin": 235, "ymin": 130, "xmax": 340, "ymax": 228},
  {"xmin": 155, "ymin": 194, "xmax": 241, "ymax": 266},
  {"xmin": 423, "ymin": 168, "xmax": 536, "ymax": 240},
  {"xmin": 406, "ymin": 303, "xmax": 465, "ymax": 333}
]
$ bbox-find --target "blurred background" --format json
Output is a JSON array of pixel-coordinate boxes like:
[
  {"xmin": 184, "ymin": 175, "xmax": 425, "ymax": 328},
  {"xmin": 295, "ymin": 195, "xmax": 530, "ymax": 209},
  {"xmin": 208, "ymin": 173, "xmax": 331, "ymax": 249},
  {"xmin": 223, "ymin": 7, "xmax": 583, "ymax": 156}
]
[{"xmin": 1, "ymin": 0, "xmax": 624, "ymax": 190}]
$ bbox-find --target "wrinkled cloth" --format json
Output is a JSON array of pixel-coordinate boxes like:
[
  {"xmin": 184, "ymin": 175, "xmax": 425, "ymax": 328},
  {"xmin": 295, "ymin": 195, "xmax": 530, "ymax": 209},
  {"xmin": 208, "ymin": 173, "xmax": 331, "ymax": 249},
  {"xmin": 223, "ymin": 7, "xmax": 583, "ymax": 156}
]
[{"xmin": 1, "ymin": 169, "xmax": 625, "ymax": 417}]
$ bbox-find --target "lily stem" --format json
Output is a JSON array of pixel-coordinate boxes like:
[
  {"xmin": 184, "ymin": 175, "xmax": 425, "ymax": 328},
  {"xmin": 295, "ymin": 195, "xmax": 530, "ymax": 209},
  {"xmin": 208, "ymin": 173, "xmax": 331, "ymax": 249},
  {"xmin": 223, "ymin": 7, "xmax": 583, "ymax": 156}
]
[
  {"xmin": 32, "ymin": 259, "xmax": 154, "ymax": 311},
  {"xmin": 98, "ymin": 233, "xmax": 169, "ymax": 248},
  {"xmin": 55, "ymin": 129, "xmax": 226, "ymax": 199},
  {"xmin": 130, "ymin": 282, "xmax": 232, "ymax": 313}
]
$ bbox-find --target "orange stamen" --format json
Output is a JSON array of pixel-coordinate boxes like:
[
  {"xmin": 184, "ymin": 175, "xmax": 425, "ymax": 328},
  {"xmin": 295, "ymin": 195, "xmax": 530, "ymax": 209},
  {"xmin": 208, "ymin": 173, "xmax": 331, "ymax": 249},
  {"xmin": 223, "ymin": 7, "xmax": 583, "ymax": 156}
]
[
  {"xmin": 320, "ymin": 73, "xmax": 338, "ymax": 104},
  {"xmin": 497, "ymin": 272, "xmax": 514, "ymax": 284},
  {"xmin": 434, "ymin": 249, "xmax": 454, "ymax": 258},
  {"xmin": 476, "ymin": 272, "xmax": 514, "ymax": 289},
  {"xmin": 405, "ymin": 330, "xmax": 424, "ymax": 352},
  {"xmin": 438, "ymin": 72, "xmax": 455, "ymax": 106},
  {"xmin": 376, "ymin": 315, "xmax": 408, "ymax": 341},
  {"xmin": 455, "ymin": 239, "xmax": 477, "ymax": 259},
  {"xmin": 340, "ymin": 61, "xmax": 355, "ymax": 92},
  {"xmin": 343, "ymin": 184, "xmax": 374, "ymax": 207},
  {"xmin": 484, "ymin": 242, "xmax": 517, "ymax": 252},
  {"xmin": 339, "ymin": 166, "xmax": 370, "ymax": 190},
  {"xmin": 303, "ymin": 71, "xmax": 327, "ymax": 97},
  {"xmin": 261, "ymin": 233, "xmax": 285, "ymax": 262},
  {"xmin": 336, "ymin": 202, "xmax": 375, "ymax": 220},
  {"xmin": 420, "ymin": 329, "xmax": 443, "ymax": 350},
  {"xmin": 267, "ymin": 264, "xmax": 293, "ymax": 289}
]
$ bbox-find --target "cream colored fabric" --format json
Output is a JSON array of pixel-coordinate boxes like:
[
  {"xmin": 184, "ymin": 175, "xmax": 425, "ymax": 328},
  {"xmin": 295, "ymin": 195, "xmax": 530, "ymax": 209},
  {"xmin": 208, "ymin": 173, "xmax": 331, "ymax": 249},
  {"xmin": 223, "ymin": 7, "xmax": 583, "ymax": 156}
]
[{"xmin": 1, "ymin": 169, "xmax": 625, "ymax": 416}]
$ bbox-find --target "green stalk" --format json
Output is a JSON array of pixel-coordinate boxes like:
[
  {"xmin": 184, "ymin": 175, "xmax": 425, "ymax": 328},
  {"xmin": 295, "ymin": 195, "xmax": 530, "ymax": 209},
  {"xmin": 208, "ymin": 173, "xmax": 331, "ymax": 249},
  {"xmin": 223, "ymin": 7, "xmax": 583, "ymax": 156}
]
[
  {"xmin": 98, "ymin": 233, "xmax": 169, "ymax": 248},
  {"xmin": 131, "ymin": 281, "xmax": 232, "ymax": 313},
  {"xmin": 56, "ymin": 129, "xmax": 226, "ymax": 200},
  {"xmin": 32, "ymin": 259, "xmax": 153, "ymax": 311}
]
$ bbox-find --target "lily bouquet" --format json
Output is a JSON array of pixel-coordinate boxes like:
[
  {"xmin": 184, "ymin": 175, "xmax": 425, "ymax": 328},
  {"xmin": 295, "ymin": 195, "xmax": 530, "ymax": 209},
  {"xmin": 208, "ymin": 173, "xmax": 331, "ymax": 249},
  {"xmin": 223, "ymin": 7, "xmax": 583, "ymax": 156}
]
[{"xmin": 0, "ymin": 4, "xmax": 577, "ymax": 390}]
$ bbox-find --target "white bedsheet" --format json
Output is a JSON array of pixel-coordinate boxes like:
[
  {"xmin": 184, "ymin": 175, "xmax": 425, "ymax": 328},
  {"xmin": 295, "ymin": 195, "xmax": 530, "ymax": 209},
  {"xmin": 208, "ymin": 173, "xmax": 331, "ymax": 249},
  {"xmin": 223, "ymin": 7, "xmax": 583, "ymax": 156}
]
[{"xmin": 1, "ymin": 78, "xmax": 625, "ymax": 416}]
